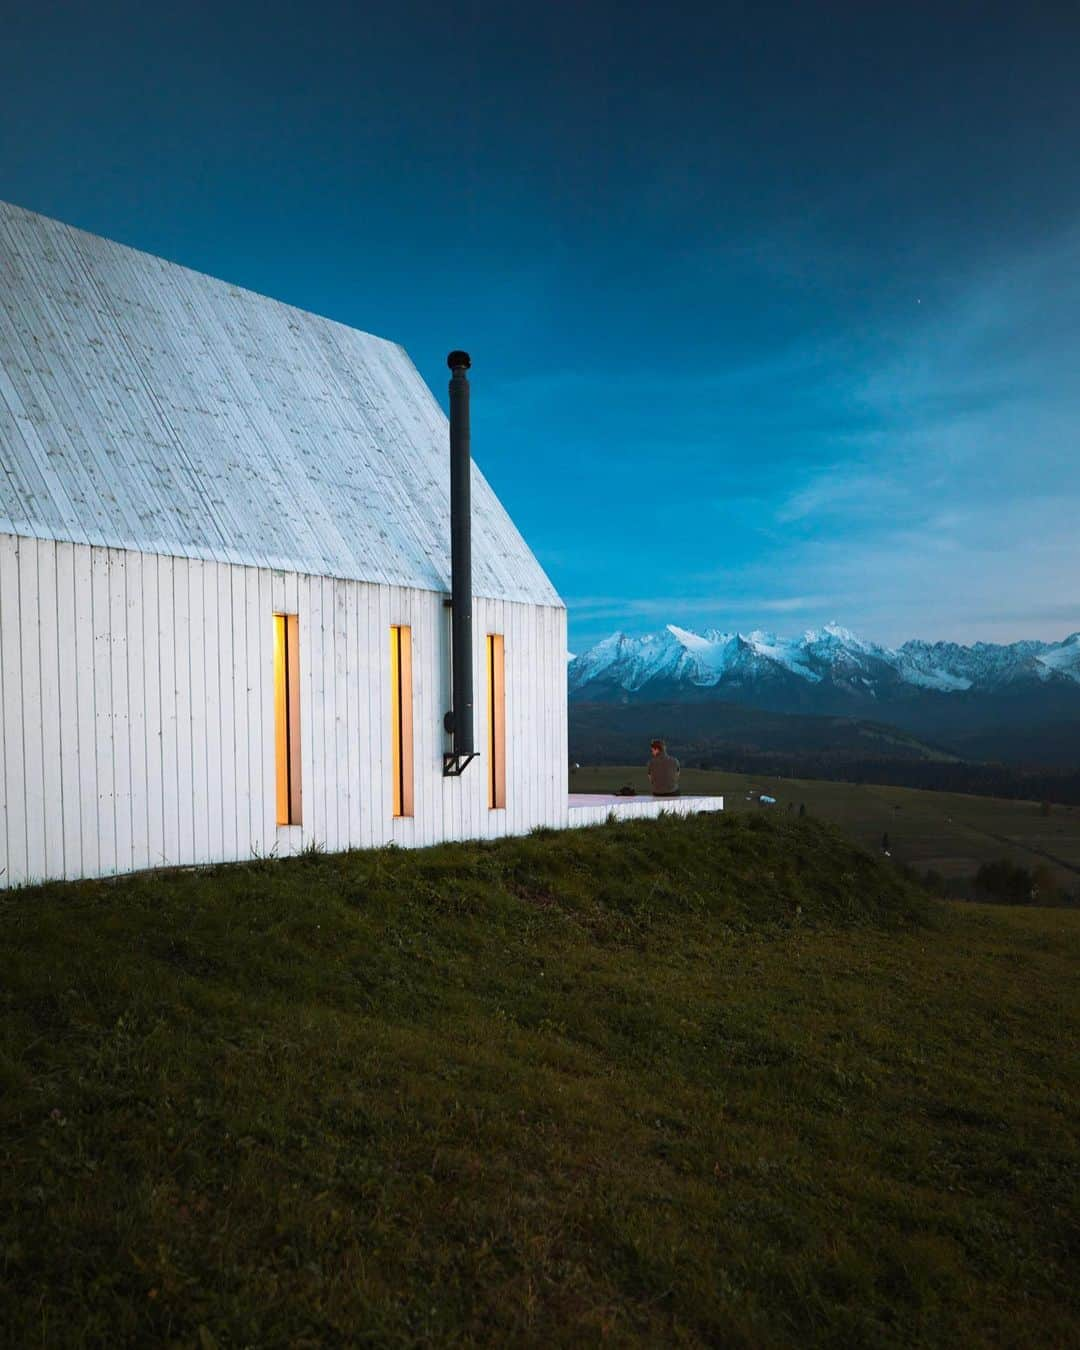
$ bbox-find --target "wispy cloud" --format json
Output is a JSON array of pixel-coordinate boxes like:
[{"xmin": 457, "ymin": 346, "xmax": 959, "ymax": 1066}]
[
  {"xmin": 566, "ymin": 593, "xmax": 837, "ymax": 628},
  {"xmin": 773, "ymin": 469, "xmax": 911, "ymax": 525}
]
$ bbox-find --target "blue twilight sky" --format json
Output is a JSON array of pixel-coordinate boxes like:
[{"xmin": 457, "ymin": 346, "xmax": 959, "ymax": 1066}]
[{"xmin": 2, "ymin": 1, "xmax": 1078, "ymax": 653}]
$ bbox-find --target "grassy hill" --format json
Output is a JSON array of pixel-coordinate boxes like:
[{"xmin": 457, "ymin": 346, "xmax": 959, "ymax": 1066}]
[
  {"xmin": 2, "ymin": 815, "xmax": 1078, "ymax": 1347},
  {"xmin": 572, "ymin": 764, "xmax": 1080, "ymax": 899}
]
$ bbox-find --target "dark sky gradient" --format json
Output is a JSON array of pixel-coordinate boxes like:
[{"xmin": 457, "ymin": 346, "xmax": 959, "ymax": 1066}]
[{"xmin": 2, "ymin": 1, "xmax": 1078, "ymax": 650}]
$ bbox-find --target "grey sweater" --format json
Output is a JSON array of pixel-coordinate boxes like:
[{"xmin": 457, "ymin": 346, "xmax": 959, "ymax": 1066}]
[{"xmin": 647, "ymin": 752, "xmax": 680, "ymax": 795}]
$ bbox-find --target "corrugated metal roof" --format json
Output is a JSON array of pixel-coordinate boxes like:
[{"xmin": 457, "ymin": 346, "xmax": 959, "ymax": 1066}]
[{"xmin": 0, "ymin": 200, "xmax": 562, "ymax": 607}]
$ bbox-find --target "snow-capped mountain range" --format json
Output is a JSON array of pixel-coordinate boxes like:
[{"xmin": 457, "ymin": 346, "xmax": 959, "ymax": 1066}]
[{"xmin": 569, "ymin": 623, "xmax": 1080, "ymax": 703}]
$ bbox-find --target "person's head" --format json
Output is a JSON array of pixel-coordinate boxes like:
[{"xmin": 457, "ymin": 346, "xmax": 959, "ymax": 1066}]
[{"xmin": 650, "ymin": 738, "xmax": 665, "ymax": 756}]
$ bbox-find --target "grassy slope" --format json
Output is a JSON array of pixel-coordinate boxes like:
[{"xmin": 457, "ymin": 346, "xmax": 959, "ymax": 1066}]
[
  {"xmin": 1, "ymin": 814, "xmax": 1077, "ymax": 1348},
  {"xmin": 572, "ymin": 764, "xmax": 1080, "ymax": 894}
]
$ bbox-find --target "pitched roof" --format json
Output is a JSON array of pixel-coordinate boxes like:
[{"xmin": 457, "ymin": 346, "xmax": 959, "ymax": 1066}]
[{"xmin": 0, "ymin": 200, "xmax": 561, "ymax": 607}]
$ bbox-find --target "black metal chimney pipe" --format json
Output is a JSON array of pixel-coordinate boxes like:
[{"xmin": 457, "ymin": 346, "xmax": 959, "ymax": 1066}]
[{"xmin": 443, "ymin": 350, "xmax": 476, "ymax": 775}]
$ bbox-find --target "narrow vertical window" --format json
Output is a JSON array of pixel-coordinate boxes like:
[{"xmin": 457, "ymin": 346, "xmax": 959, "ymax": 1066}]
[
  {"xmin": 273, "ymin": 613, "xmax": 302, "ymax": 825},
  {"xmin": 487, "ymin": 633, "xmax": 506, "ymax": 809},
  {"xmin": 390, "ymin": 625, "xmax": 414, "ymax": 817}
]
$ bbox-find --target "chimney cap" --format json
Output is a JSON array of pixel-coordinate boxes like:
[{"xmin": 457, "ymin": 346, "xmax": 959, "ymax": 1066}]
[{"xmin": 447, "ymin": 350, "xmax": 471, "ymax": 371}]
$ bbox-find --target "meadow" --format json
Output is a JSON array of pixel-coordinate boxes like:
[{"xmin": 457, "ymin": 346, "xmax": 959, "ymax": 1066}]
[
  {"xmin": 573, "ymin": 764, "xmax": 1080, "ymax": 898},
  {"xmin": 2, "ymin": 811, "xmax": 1078, "ymax": 1347}
]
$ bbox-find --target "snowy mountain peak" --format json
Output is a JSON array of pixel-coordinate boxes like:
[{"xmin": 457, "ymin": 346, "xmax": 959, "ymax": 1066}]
[
  {"xmin": 805, "ymin": 621, "xmax": 861, "ymax": 644},
  {"xmin": 665, "ymin": 623, "xmax": 703, "ymax": 645},
  {"xmin": 568, "ymin": 623, "xmax": 1080, "ymax": 701}
]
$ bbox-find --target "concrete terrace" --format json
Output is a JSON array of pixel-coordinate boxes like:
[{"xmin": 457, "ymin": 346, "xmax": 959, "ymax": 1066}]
[{"xmin": 567, "ymin": 794, "xmax": 725, "ymax": 827}]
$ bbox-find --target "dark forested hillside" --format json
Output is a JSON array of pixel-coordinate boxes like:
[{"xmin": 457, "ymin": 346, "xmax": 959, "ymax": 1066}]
[
  {"xmin": 569, "ymin": 701, "xmax": 1080, "ymax": 804},
  {"xmin": 568, "ymin": 700, "xmax": 957, "ymax": 764}
]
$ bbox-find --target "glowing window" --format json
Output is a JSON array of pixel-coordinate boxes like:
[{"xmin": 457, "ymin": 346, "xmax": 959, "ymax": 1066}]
[
  {"xmin": 487, "ymin": 634, "xmax": 506, "ymax": 809},
  {"xmin": 390, "ymin": 625, "xmax": 414, "ymax": 817},
  {"xmin": 273, "ymin": 614, "xmax": 302, "ymax": 825}
]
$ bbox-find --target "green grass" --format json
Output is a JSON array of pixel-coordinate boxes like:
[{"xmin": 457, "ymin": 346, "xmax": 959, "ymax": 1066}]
[
  {"xmin": 1, "ymin": 813, "xmax": 1077, "ymax": 1347},
  {"xmin": 573, "ymin": 764, "xmax": 1080, "ymax": 896}
]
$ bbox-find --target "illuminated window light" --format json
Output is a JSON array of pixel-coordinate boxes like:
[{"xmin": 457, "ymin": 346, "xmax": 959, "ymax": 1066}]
[
  {"xmin": 273, "ymin": 613, "xmax": 302, "ymax": 825},
  {"xmin": 487, "ymin": 633, "xmax": 506, "ymax": 810},
  {"xmin": 390, "ymin": 625, "xmax": 414, "ymax": 817}
]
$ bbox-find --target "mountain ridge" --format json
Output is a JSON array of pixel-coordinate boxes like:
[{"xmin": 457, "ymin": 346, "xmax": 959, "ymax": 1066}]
[
  {"xmin": 570, "ymin": 623, "xmax": 1080, "ymax": 705},
  {"xmin": 568, "ymin": 625, "xmax": 1080, "ymax": 770}
]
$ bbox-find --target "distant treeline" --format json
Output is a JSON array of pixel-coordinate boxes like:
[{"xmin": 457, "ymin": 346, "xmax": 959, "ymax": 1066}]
[
  {"xmin": 898, "ymin": 857, "xmax": 1079, "ymax": 907},
  {"xmin": 657, "ymin": 750, "xmax": 1080, "ymax": 805},
  {"xmin": 568, "ymin": 699, "xmax": 1080, "ymax": 804},
  {"xmin": 583, "ymin": 745, "xmax": 1080, "ymax": 804}
]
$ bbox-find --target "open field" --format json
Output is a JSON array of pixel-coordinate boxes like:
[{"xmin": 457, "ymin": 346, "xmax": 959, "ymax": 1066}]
[
  {"xmin": 1, "ymin": 813, "xmax": 1078, "ymax": 1347},
  {"xmin": 572, "ymin": 765, "xmax": 1080, "ymax": 896}
]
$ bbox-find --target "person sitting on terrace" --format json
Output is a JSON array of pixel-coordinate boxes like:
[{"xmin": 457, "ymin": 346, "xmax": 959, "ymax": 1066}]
[{"xmin": 647, "ymin": 739, "xmax": 680, "ymax": 797}]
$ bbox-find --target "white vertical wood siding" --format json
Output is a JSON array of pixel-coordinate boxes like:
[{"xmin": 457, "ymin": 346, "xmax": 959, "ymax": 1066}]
[{"xmin": 0, "ymin": 534, "xmax": 568, "ymax": 887}]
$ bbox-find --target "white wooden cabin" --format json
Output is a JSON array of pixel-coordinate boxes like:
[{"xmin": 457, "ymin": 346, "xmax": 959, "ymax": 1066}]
[
  {"xmin": 0, "ymin": 201, "xmax": 723, "ymax": 888},
  {"xmin": 0, "ymin": 200, "xmax": 576, "ymax": 886}
]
